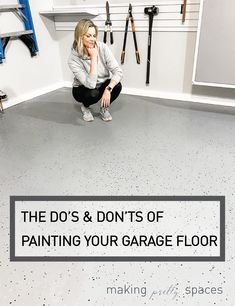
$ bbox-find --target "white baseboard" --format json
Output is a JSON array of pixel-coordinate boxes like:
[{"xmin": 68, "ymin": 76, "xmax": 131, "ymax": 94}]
[
  {"xmin": 121, "ymin": 87, "xmax": 235, "ymax": 108},
  {"xmin": 2, "ymin": 82, "xmax": 66, "ymax": 110},
  {"xmin": 65, "ymin": 82, "xmax": 235, "ymax": 108},
  {"xmin": 3, "ymin": 81, "xmax": 235, "ymax": 110}
]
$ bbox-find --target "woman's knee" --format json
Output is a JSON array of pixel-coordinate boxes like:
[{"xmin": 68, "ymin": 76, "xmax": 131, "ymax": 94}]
[
  {"xmin": 116, "ymin": 82, "xmax": 122, "ymax": 91},
  {"xmin": 73, "ymin": 87, "xmax": 100, "ymax": 105},
  {"xmin": 89, "ymin": 88, "xmax": 100, "ymax": 99},
  {"xmin": 111, "ymin": 82, "xmax": 122, "ymax": 102},
  {"xmin": 72, "ymin": 87, "xmax": 81, "ymax": 102},
  {"xmin": 83, "ymin": 89, "xmax": 100, "ymax": 105},
  {"xmin": 114, "ymin": 82, "xmax": 122, "ymax": 96}
]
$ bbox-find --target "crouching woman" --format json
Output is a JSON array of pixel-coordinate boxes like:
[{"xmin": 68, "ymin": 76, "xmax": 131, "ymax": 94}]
[{"xmin": 68, "ymin": 19, "xmax": 122, "ymax": 122}]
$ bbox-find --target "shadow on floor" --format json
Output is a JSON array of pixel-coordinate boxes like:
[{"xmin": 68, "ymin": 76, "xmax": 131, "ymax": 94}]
[
  {"xmin": 12, "ymin": 101, "xmax": 84, "ymax": 126},
  {"xmin": 11, "ymin": 95, "xmax": 124, "ymax": 126}
]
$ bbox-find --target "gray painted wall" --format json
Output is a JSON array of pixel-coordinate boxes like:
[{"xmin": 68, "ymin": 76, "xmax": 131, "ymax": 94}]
[{"xmin": 194, "ymin": 0, "xmax": 235, "ymax": 87}]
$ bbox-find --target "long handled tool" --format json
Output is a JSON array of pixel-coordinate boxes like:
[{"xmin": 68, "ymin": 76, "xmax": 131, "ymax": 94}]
[
  {"xmin": 181, "ymin": 0, "xmax": 187, "ymax": 23},
  {"xmin": 144, "ymin": 5, "xmax": 159, "ymax": 85},
  {"xmin": 121, "ymin": 3, "xmax": 140, "ymax": 64},
  {"xmin": 103, "ymin": 1, "xmax": 114, "ymax": 44}
]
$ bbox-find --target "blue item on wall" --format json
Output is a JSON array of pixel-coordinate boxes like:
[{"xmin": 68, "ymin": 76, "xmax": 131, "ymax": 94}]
[{"xmin": 0, "ymin": 0, "xmax": 39, "ymax": 64}]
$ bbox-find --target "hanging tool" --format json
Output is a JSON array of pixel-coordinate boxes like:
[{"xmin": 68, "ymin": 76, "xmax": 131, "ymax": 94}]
[
  {"xmin": 144, "ymin": 5, "xmax": 159, "ymax": 85},
  {"xmin": 103, "ymin": 1, "xmax": 114, "ymax": 44},
  {"xmin": 181, "ymin": 0, "xmax": 187, "ymax": 23},
  {"xmin": 121, "ymin": 3, "xmax": 140, "ymax": 64}
]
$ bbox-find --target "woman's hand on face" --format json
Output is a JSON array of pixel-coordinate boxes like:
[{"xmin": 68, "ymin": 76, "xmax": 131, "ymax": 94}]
[
  {"xmin": 101, "ymin": 89, "xmax": 111, "ymax": 108},
  {"xmin": 87, "ymin": 46, "xmax": 98, "ymax": 59}
]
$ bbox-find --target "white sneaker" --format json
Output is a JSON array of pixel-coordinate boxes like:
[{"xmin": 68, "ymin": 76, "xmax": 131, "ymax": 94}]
[
  {"xmin": 81, "ymin": 104, "xmax": 94, "ymax": 122},
  {"xmin": 100, "ymin": 107, "xmax": 112, "ymax": 121}
]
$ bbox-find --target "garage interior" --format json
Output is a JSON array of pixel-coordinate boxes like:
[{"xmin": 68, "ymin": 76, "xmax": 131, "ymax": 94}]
[{"xmin": 0, "ymin": 1, "xmax": 234, "ymax": 305}]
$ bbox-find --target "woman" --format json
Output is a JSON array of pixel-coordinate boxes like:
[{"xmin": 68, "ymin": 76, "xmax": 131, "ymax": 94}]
[{"xmin": 68, "ymin": 19, "xmax": 123, "ymax": 122}]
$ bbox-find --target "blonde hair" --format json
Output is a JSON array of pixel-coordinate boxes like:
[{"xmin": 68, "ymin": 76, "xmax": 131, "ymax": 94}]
[{"xmin": 73, "ymin": 19, "xmax": 98, "ymax": 56}]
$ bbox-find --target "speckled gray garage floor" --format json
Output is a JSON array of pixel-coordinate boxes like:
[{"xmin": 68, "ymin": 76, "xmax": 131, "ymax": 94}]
[{"xmin": 0, "ymin": 88, "xmax": 235, "ymax": 305}]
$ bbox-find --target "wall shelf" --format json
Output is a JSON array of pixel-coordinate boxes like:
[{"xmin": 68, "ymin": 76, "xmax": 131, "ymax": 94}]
[{"xmin": 39, "ymin": 9, "xmax": 98, "ymax": 19}]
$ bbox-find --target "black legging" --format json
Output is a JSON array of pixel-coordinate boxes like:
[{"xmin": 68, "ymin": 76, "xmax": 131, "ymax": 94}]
[{"xmin": 72, "ymin": 79, "xmax": 122, "ymax": 108}]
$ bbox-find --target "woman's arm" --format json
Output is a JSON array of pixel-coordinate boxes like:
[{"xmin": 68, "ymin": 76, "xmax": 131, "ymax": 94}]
[
  {"xmin": 100, "ymin": 44, "xmax": 122, "ymax": 107},
  {"xmin": 100, "ymin": 79, "xmax": 119, "ymax": 108},
  {"xmin": 103, "ymin": 43, "xmax": 123, "ymax": 85},
  {"xmin": 107, "ymin": 79, "xmax": 117, "ymax": 89},
  {"xmin": 87, "ymin": 47, "xmax": 98, "ymax": 76},
  {"xmin": 68, "ymin": 48, "xmax": 98, "ymax": 89}
]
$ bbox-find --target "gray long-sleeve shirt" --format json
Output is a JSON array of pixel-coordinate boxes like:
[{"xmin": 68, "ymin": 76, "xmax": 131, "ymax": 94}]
[{"xmin": 68, "ymin": 42, "xmax": 123, "ymax": 89}]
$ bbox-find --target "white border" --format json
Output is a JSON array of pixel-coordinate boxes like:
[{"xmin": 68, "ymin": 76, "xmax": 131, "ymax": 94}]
[
  {"xmin": 121, "ymin": 87, "xmax": 235, "ymax": 107},
  {"xmin": 192, "ymin": 0, "xmax": 204, "ymax": 84},
  {"xmin": 192, "ymin": 80, "xmax": 235, "ymax": 89}
]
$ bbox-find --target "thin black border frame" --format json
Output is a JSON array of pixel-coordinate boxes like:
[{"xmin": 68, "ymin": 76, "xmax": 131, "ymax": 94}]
[{"xmin": 10, "ymin": 196, "xmax": 225, "ymax": 262}]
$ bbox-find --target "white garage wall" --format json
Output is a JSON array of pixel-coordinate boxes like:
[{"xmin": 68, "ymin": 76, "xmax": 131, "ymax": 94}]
[
  {"xmin": 55, "ymin": 0, "xmax": 235, "ymax": 106},
  {"xmin": 0, "ymin": 0, "xmax": 63, "ymax": 108},
  {"xmin": 60, "ymin": 30, "xmax": 196, "ymax": 96},
  {"xmin": 1, "ymin": 0, "xmax": 234, "ymax": 109}
]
